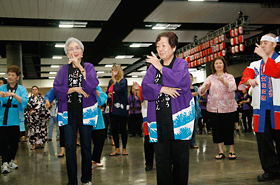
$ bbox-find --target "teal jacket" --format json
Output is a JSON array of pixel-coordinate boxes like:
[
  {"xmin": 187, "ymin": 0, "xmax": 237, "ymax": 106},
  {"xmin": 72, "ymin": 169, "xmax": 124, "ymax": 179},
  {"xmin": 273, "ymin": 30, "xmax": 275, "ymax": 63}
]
[
  {"xmin": 93, "ymin": 86, "xmax": 108, "ymax": 130},
  {"xmin": 0, "ymin": 84, "xmax": 28, "ymax": 127}
]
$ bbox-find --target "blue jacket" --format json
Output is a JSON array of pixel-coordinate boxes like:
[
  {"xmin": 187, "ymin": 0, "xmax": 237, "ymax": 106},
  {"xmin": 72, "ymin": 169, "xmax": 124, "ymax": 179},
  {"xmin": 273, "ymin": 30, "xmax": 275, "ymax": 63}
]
[
  {"xmin": 44, "ymin": 88, "xmax": 56, "ymax": 103},
  {"xmin": 93, "ymin": 86, "xmax": 108, "ymax": 130},
  {"xmin": 0, "ymin": 84, "xmax": 28, "ymax": 127}
]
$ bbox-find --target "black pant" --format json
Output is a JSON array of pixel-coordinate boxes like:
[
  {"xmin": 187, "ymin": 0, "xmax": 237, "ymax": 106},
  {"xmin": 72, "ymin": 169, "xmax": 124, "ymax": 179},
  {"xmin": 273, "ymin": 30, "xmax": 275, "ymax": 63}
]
[
  {"xmin": 242, "ymin": 109, "xmax": 252, "ymax": 131},
  {"xmin": 199, "ymin": 109, "xmax": 211, "ymax": 132},
  {"xmin": 64, "ymin": 112, "xmax": 93, "ymax": 185},
  {"xmin": 256, "ymin": 110, "xmax": 280, "ymax": 174},
  {"xmin": 59, "ymin": 126, "xmax": 65, "ymax": 147},
  {"xmin": 91, "ymin": 129, "xmax": 105, "ymax": 163},
  {"xmin": 154, "ymin": 140, "xmax": 190, "ymax": 185},
  {"xmin": 208, "ymin": 112, "xmax": 235, "ymax": 145},
  {"xmin": 129, "ymin": 113, "xmax": 143, "ymax": 135},
  {"xmin": 0, "ymin": 126, "xmax": 20, "ymax": 164},
  {"xmin": 144, "ymin": 135, "xmax": 154, "ymax": 167},
  {"xmin": 110, "ymin": 114, "xmax": 128, "ymax": 149}
]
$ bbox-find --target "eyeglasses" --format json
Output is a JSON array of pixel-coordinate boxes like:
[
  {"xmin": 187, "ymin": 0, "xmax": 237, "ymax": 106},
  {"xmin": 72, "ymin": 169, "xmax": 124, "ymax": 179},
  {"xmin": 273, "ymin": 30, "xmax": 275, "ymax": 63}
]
[{"xmin": 68, "ymin": 46, "xmax": 81, "ymax": 52}]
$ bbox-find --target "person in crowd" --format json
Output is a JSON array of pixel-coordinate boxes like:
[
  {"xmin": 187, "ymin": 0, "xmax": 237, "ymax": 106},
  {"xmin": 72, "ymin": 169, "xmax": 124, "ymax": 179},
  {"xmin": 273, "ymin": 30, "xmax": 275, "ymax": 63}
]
[
  {"xmin": 0, "ymin": 77, "xmax": 7, "ymax": 86},
  {"xmin": 54, "ymin": 37, "xmax": 99, "ymax": 185},
  {"xmin": 239, "ymin": 89, "xmax": 252, "ymax": 133},
  {"xmin": 46, "ymin": 99, "xmax": 59, "ymax": 141},
  {"xmin": 105, "ymin": 83, "xmax": 114, "ymax": 146},
  {"xmin": 25, "ymin": 86, "xmax": 50, "ymax": 150},
  {"xmin": 0, "ymin": 65, "xmax": 28, "ymax": 174},
  {"xmin": 91, "ymin": 86, "xmax": 107, "ymax": 168},
  {"xmin": 106, "ymin": 64, "xmax": 129, "ymax": 156},
  {"xmin": 198, "ymin": 56, "xmax": 237, "ymax": 160},
  {"xmin": 0, "ymin": 77, "xmax": 7, "ymax": 158},
  {"xmin": 234, "ymin": 90, "xmax": 242, "ymax": 135},
  {"xmin": 128, "ymin": 85, "xmax": 143, "ymax": 137},
  {"xmin": 190, "ymin": 73, "xmax": 201, "ymax": 149},
  {"xmin": 142, "ymin": 31, "xmax": 195, "ymax": 185},
  {"xmin": 133, "ymin": 81, "xmax": 155, "ymax": 171},
  {"xmin": 238, "ymin": 33, "xmax": 280, "ymax": 182},
  {"xmin": 198, "ymin": 90, "xmax": 211, "ymax": 134},
  {"xmin": 44, "ymin": 88, "xmax": 65, "ymax": 157}
]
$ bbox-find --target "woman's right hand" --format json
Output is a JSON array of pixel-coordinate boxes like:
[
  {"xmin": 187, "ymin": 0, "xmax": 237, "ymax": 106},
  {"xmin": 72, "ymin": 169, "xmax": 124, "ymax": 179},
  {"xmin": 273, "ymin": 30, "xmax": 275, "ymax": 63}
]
[
  {"xmin": 68, "ymin": 87, "xmax": 89, "ymax": 98},
  {"xmin": 160, "ymin": 86, "xmax": 181, "ymax": 99},
  {"xmin": 204, "ymin": 82, "xmax": 211, "ymax": 89},
  {"xmin": 108, "ymin": 93, "xmax": 112, "ymax": 98},
  {"xmin": 0, "ymin": 91, "xmax": 4, "ymax": 97},
  {"xmin": 247, "ymin": 79, "xmax": 258, "ymax": 87}
]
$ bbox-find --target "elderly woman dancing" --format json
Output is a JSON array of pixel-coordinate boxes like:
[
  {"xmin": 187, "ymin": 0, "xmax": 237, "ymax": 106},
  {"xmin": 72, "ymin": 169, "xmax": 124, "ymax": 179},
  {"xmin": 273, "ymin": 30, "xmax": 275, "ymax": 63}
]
[{"xmin": 54, "ymin": 37, "xmax": 99, "ymax": 185}]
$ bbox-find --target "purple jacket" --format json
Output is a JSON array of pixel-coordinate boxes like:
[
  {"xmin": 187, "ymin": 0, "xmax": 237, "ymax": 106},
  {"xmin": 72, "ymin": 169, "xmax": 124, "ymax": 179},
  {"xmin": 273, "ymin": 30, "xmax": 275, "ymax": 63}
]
[
  {"xmin": 53, "ymin": 63, "xmax": 99, "ymax": 126},
  {"xmin": 142, "ymin": 57, "xmax": 195, "ymax": 143}
]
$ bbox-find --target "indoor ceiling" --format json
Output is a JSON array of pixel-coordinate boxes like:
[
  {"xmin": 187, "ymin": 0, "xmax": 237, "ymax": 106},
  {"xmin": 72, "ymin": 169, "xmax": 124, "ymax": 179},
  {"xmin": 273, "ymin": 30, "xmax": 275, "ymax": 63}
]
[{"xmin": 0, "ymin": 0, "xmax": 279, "ymax": 80}]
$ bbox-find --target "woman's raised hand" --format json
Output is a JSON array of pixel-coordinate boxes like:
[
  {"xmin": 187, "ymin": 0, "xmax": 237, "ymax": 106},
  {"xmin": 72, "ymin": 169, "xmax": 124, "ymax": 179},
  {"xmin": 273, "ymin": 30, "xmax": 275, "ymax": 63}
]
[{"xmin": 146, "ymin": 52, "xmax": 162, "ymax": 71}]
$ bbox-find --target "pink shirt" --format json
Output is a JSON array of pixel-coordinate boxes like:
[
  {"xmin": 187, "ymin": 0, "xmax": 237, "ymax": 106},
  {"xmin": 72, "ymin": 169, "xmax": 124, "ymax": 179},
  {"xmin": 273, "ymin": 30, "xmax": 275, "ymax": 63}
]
[{"xmin": 198, "ymin": 73, "xmax": 237, "ymax": 113}]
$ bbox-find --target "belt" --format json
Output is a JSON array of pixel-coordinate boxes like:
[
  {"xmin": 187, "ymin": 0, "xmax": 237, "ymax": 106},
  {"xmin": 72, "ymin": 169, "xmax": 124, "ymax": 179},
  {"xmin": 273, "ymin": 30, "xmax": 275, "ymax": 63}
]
[{"xmin": 3, "ymin": 104, "xmax": 18, "ymax": 108}]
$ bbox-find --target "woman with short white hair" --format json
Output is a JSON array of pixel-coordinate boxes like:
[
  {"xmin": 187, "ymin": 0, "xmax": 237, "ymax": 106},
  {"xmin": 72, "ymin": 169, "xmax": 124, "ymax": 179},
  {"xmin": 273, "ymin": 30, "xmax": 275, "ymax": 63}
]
[{"xmin": 54, "ymin": 37, "xmax": 99, "ymax": 185}]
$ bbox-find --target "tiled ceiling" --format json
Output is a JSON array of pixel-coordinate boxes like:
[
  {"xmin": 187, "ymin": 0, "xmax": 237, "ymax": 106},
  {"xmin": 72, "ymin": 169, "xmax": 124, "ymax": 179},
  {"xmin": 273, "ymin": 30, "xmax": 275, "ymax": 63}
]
[{"xmin": 0, "ymin": 0, "xmax": 279, "ymax": 80}]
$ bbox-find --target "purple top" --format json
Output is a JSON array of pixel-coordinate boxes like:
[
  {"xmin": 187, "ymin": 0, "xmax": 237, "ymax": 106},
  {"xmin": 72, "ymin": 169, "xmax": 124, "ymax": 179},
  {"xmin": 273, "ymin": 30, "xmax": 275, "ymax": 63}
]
[
  {"xmin": 53, "ymin": 63, "xmax": 99, "ymax": 126},
  {"xmin": 242, "ymin": 94, "xmax": 251, "ymax": 110},
  {"xmin": 142, "ymin": 57, "xmax": 195, "ymax": 142},
  {"xmin": 128, "ymin": 94, "xmax": 142, "ymax": 114},
  {"xmin": 199, "ymin": 93, "xmax": 208, "ymax": 110}
]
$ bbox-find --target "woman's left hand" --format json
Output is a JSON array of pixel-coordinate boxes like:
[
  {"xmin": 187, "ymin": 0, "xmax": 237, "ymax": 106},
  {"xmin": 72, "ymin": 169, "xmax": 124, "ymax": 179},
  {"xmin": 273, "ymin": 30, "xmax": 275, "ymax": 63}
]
[
  {"xmin": 96, "ymin": 90, "xmax": 100, "ymax": 98},
  {"xmin": 146, "ymin": 52, "xmax": 162, "ymax": 71}
]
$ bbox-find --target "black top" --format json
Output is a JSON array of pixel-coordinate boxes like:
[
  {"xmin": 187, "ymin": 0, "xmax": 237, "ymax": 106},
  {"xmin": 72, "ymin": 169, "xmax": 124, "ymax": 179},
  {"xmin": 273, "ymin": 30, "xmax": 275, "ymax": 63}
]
[
  {"xmin": 67, "ymin": 62, "xmax": 84, "ymax": 124},
  {"xmin": 190, "ymin": 88, "xmax": 197, "ymax": 106},
  {"xmin": 155, "ymin": 57, "xmax": 176, "ymax": 143}
]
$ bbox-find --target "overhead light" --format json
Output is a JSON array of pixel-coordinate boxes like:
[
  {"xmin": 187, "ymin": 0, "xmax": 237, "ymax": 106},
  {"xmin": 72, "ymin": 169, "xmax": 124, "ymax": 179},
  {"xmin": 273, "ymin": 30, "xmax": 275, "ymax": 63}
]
[
  {"xmin": 55, "ymin": 43, "xmax": 65, "ymax": 48},
  {"xmin": 59, "ymin": 24, "xmax": 73, "ymax": 28},
  {"xmin": 141, "ymin": 71, "xmax": 147, "ymax": 74},
  {"xmin": 51, "ymin": 65, "xmax": 59, "ymax": 68},
  {"xmin": 105, "ymin": 65, "xmax": 113, "ymax": 67},
  {"xmin": 97, "ymin": 71, "xmax": 105, "ymax": 74},
  {"xmin": 115, "ymin": 55, "xmax": 134, "ymax": 59},
  {"xmin": 59, "ymin": 21, "xmax": 87, "ymax": 28},
  {"xmin": 132, "ymin": 76, "xmax": 138, "ymax": 78},
  {"xmin": 49, "ymin": 72, "xmax": 57, "ymax": 74},
  {"xmin": 130, "ymin": 43, "xmax": 152, "ymax": 48},
  {"xmin": 52, "ymin": 56, "xmax": 62, "ymax": 59},
  {"xmin": 152, "ymin": 24, "xmax": 181, "ymax": 30},
  {"xmin": 49, "ymin": 77, "xmax": 55, "ymax": 79},
  {"xmin": 0, "ymin": 73, "xmax": 5, "ymax": 75},
  {"xmin": 188, "ymin": 0, "xmax": 204, "ymax": 1}
]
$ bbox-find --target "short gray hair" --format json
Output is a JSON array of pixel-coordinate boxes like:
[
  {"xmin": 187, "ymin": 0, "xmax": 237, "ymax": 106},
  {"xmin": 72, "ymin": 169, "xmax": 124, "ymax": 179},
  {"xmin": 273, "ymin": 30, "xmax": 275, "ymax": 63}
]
[{"xmin": 64, "ymin": 37, "xmax": 84, "ymax": 55}]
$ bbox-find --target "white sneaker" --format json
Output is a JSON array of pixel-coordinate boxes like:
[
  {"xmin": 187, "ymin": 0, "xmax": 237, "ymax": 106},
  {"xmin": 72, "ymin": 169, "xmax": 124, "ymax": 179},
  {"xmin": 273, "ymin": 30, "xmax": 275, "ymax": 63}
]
[
  {"xmin": 9, "ymin": 160, "xmax": 18, "ymax": 169},
  {"xmin": 1, "ymin": 162, "xmax": 10, "ymax": 174},
  {"xmin": 92, "ymin": 161, "xmax": 103, "ymax": 167},
  {"xmin": 82, "ymin": 182, "xmax": 92, "ymax": 185}
]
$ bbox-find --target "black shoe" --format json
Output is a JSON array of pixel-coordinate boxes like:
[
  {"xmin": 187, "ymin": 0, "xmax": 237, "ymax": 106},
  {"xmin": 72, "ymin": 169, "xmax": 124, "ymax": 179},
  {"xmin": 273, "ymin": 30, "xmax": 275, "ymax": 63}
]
[
  {"xmin": 257, "ymin": 172, "xmax": 280, "ymax": 182},
  {"xmin": 242, "ymin": 130, "xmax": 248, "ymax": 133},
  {"xmin": 145, "ymin": 165, "xmax": 153, "ymax": 171},
  {"xmin": 130, "ymin": 134, "xmax": 136, "ymax": 137},
  {"xmin": 138, "ymin": 133, "xmax": 143, "ymax": 137},
  {"xmin": 47, "ymin": 138, "xmax": 52, "ymax": 142}
]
